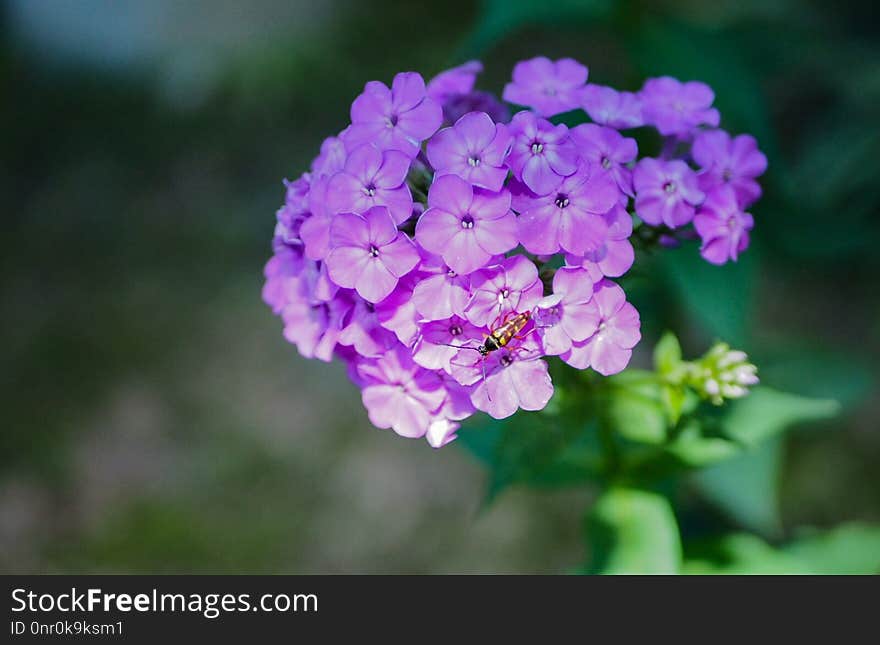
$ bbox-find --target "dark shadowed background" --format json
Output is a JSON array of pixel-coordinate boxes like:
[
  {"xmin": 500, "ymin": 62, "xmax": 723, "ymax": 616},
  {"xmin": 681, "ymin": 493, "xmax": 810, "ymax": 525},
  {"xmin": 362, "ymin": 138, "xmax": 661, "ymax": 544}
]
[{"xmin": 2, "ymin": 0, "xmax": 878, "ymax": 573}]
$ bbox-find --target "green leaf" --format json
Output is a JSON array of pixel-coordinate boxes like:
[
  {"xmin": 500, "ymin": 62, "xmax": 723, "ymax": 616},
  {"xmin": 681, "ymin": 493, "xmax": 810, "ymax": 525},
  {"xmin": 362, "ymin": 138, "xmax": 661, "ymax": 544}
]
[
  {"xmin": 695, "ymin": 437, "xmax": 785, "ymax": 536},
  {"xmin": 683, "ymin": 533, "xmax": 809, "ymax": 575},
  {"xmin": 659, "ymin": 241, "xmax": 757, "ymax": 346},
  {"xmin": 456, "ymin": 409, "xmax": 603, "ymax": 502},
  {"xmin": 683, "ymin": 523, "xmax": 880, "ymax": 574},
  {"xmin": 720, "ymin": 387, "xmax": 839, "ymax": 448},
  {"xmin": 605, "ymin": 385, "xmax": 667, "ymax": 445},
  {"xmin": 653, "ymin": 331, "xmax": 682, "ymax": 375},
  {"xmin": 784, "ymin": 524, "xmax": 880, "ymax": 575},
  {"xmin": 586, "ymin": 487, "xmax": 681, "ymax": 574}
]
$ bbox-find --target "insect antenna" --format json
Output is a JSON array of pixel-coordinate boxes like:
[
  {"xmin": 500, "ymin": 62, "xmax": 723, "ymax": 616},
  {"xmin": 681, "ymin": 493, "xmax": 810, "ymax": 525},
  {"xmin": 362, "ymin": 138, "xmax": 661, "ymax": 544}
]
[{"xmin": 437, "ymin": 342, "xmax": 482, "ymax": 352}]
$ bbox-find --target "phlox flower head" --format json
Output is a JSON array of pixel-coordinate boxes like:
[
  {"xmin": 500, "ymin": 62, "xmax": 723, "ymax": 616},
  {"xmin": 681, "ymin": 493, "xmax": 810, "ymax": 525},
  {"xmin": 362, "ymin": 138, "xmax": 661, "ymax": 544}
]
[
  {"xmin": 503, "ymin": 56, "xmax": 589, "ymax": 117},
  {"xmin": 263, "ymin": 58, "xmax": 765, "ymax": 447}
]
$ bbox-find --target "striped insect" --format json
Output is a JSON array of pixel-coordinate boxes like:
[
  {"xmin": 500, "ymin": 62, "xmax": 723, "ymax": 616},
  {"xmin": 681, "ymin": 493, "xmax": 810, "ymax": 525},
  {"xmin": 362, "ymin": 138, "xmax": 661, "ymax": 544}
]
[{"xmin": 440, "ymin": 310, "xmax": 536, "ymax": 399}]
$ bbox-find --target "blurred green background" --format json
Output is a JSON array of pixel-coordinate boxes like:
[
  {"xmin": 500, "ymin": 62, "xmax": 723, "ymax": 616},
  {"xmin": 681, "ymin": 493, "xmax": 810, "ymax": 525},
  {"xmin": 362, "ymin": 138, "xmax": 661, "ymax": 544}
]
[{"xmin": 2, "ymin": 0, "xmax": 878, "ymax": 573}]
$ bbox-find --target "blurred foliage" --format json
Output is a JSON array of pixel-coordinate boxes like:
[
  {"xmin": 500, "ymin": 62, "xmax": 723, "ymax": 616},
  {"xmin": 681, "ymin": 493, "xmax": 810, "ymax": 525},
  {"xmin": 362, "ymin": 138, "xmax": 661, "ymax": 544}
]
[{"xmin": 1, "ymin": 0, "xmax": 878, "ymax": 573}]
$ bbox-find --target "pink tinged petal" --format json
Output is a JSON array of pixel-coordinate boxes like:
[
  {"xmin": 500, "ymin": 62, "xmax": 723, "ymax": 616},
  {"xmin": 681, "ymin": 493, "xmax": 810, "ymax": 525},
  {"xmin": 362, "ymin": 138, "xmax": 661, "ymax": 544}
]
[
  {"xmin": 510, "ymin": 359, "xmax": 554, "ymax": 411},
  {"xmin": 522, "ymin": 155, "xmax": 563, "ymax": 196},
  {"xmin": 300, "ymin": 213, "xmax": 332, "ymax": 260},
  {"xmin": 484, "ymin": 123, "xmax": 513, "ymax": 162},
  {"xmin": 472, "ymin": 368, "xmax": 520, "ymax": 419},
  {"xmin": 415, "ymin": 208, "xmax": 460, "ymax": 254},
  {"xmin": 355, "ymin": 259, "xmax": 399, "ymax": 303},
  {"xmin": 397, "ymin": 98, "xmax": 443, "ymax": 143},
  {"xmin": 470, "ymin": 187, "xmax": 512, "ymax": 221},
  {"xmin": 518, "ymin": 204, "xmax": 561, "ymax": 254},
  {"xmin": 350, "ymin": 82, "xmax": 391, "ymax": 123},
  {"xmin": 427, "ymin": 61, "xmax": 482, "ymax": 102},
  {"xmin": 378, "ymin": 234, "xmax": 419, "ymax": 278},
  {"xmin": 363, "ymin": 386, "xmax": 429, "ymax": 438},
  {"xmin": 426, "ymin": 419, "xmax": 460, "ymax": 449},
  {"xmin": 373, "ymin": 185, "xmax": 414, "ymax": 225},
  {"xmin": 363, "ymin": 205, "xmax": 399, "ymax": 246},
  {"xmin": 700, "ymin": 235, "xmax": 732, "ymax": 265},
  {"xmin": 598, "ymin": 239, "xmax": 634, "ymax": 277},
  {"xmin": 374, "ymin": 150, "xmax": 411, "ymax": 187},
  {"xmin": 455, "ymin": 111, "xmax": 497, "ymax": 150},
  {"xmin": 442, "ymin": 230, "xmax": 492, "ymax": 275},
  {"xmin": 326, "ymin": 172, "xmax": 371, "ymax": 216},
  {"xmin": 329, "ymin": 211, "xmax": 370, "ymax": 248},
  {"xmin": 326, "ymin": 246, "xmax": 371, "ymax": 289},
  {"xmin": 559, "ymin": 208, "xmax": 609, "ymax": 256},
  {"xmin": 412, "ymin": 336, "xmax": 457, "ymax": 370},
  {"xmin": 561, "ymin": 337, "xmax": 593, "ymax": 369},
  {"xmin": 540, "ymin": 325, "xmax": 572, "ymax": 355},
  {"xmin": 561, "ymin": 301, "xmax": 601, "ymax": 342},
  {"xmin": 473, "ymin": 210, "xmax": 518, "ymax": 256},
  {"xmin": 589, "ymin": 336, "xmax": 633, "ymax": 375},
  {"xmin": 555, "ymin": 58, "xmax": 589, "ymax": 86},
  {"xmin": 411, "ymin": 273, "xmax": 463, "ymax": 321},
  {"xmin": 592, "ymin": 279, "xmax": 626, "ymax": 319},
  {"xmin": 426, "ymin": 126, "xmax": 467, "ymax": 171},
  {"xmin": 606, "ymin": 302, "xmax": 641, "ymax": 349},
  {"xmin": 553, "ymin": 267, "xmax": 595, "ymax": 304},
  {"xmin": 512, "ymin": 56, "xmax": 555, "ymax": 85},
  {"xmin": 347, "ymin": 144, "xmax": 384, "ymax": 183},
  {"xmin": 391, "ymin": 72, "xmax": 427, "ymax": 112},
  {"xmin": 467, "ymin": 165, "xmax": 509, "ymax": 192},
  {"xmin": 635, "ymin": 190, "xmax": 665, "ymax": 226},
  {"xmin": 427, "ymin": 173, "xmax": 474, "ymax": 215}
]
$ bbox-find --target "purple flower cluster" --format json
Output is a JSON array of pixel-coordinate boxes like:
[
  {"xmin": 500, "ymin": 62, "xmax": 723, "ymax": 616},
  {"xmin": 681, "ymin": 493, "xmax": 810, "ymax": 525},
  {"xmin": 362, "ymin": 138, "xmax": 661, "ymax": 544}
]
[{"xmin": 263, "ymin": 57, "xmax": 766, "ymax": 447}]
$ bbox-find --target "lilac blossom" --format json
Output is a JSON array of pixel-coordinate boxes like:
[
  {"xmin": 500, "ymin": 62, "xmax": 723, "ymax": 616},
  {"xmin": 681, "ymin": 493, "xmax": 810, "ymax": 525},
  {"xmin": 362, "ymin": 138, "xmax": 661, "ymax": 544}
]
[
  {"xmin": 338, "ymin": 296, "xmax": 397, "ymax": 357},
  {"xmin": 562, "ymin": 279, "xmax": 641, "ymax": 375},
  {"xmin": 565, "ymin": 203, "xmax": 635, "ymax": 279},
  {"xmin": 415, "ymin": 174, "xmax": 517, "ymax": 275},
  {"xmin": 570, "ymin": 123, "xmax": 638, "ymax": 197},
  {"xmin": 503, "ymin": 56, "xmax": 589, "ymax": 117},
  {"xmin": 692, "ymin": 129, "xmax": 767, "ymax": 207},
  {"xmin": 640, "ymin": 76, "xmax": 720, "ymax": 137},
  {"xmin": 693, "ymin": 186, "xmax": 754, "ymax": 265},
  {"xmin": 580, "ymin": 84, "xmax": 643, "ymax": 129},
  {"xmin": 506, "ymin": 111, "xmax": 578, "ymax": 195},
  {"xmin": 450, "ymin": 336, "xmax": 553, "ymax": 419},
  {"xmin": 326, "ymin": 145, "xmax": 413, "ymax": 224},
  {"xmin": 282, "ymin": 292, "xmax": 350, "ymax": 363},
  {"xmin": 633, "ymin": 158, "xmax": 704, "ymax": 228},
  {"xmin": 464, "ymin": 255, "xmax": 543, "ymax": 327},
  {"xmin": 344, "ymin": 72, "xmax": 443, "ymax": 157},
  {"xmin": 534, "ymin": 267, "xmax": 600, "ymax": 355},
  {"xmin": 426, "ymin": 111, "xmax": 512, "ymax": 191},
  {"xmin": 516, "ymin": 161, "xmax": 618, "ymax": 256},
  {"xmin": 325, "ymin": 206, "xmax": 419, "ymax": 303}
]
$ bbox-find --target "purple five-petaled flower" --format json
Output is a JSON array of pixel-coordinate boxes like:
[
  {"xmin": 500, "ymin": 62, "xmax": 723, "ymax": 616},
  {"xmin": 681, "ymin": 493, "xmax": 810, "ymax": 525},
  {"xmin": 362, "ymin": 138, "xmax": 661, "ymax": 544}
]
[
  {"xmin": 415, "ymin": 174, "xmax": 517, "ymax": 275},
  {"xmin": 693, "ymin": 186, "xmax": 754, "ymax": 265},
  {"xmin": 692, "ymin": 129, "xmax": 767, "ymax": 208},
  {"xmin": 427, "ymin": 111, "xmax": 512, "ymax": 191},
  {"xmin": 561, "ymin": 279, "xmax": 640, "ymax": 375},
  {"xmin": 506, "ymin": 111, "xmax": 578, "ymax": 196},
  {"xmin": 534, "ymin": 267, "xmax": 600, "ymax": 356},
  {"xmin": 516, "ymin": 161, "xmax": 618, "ymax": 256},
  {"xmin": 639, "ymin": 76, "xmax": 720, "ymax": 138},
  {"xmin": 580, "ymin": 84, "xmax": 643, "ymax": 130},
  {"xmin": 633, "ymin": 158, "xmax": 705, "ymax": 228},
  {"xmin": 344, "ymin": 72, "xmax": 443, "ymax": 157},
  {"xmin": 327, "ymin": 144, "xmax": 414, "ymax": 224},
  {"xmin": 464, "ymin": 255, "xmax": 543, "ymax": 327},
  {"xmin": 570, "ymin": 123, "xmax": 638, "ymax": 197},
  {"xmin": 503, "ymin": 56, "xmax": 589, "ymax": 117},
  {"xmin": 326, "ymin": 205, "xmax": 420, "ymax": 303}
]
